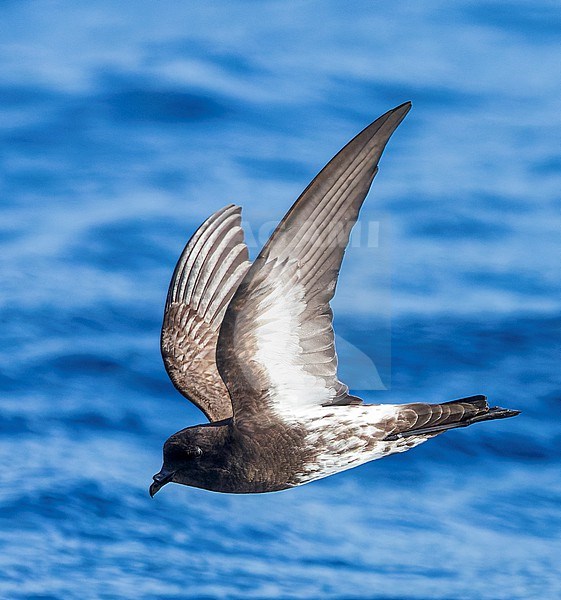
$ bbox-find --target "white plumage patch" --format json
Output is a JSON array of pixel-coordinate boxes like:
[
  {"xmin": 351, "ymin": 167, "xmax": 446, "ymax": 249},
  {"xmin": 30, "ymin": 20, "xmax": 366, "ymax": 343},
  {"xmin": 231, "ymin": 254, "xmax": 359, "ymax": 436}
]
[
  {"xmin": 294, "ymin": 404, "xmax": 432, "ymax": 484},
  {"xmin": 249, "ymin": 263, "xmax": 335, "ymax": 422}
]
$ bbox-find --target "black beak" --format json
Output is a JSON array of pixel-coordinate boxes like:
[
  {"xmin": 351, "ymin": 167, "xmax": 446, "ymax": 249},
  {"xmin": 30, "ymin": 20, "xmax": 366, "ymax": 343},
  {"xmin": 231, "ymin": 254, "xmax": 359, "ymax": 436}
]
[{"xmin": 149, "ymin": 469, "xmax": 175, "ymax": 498}]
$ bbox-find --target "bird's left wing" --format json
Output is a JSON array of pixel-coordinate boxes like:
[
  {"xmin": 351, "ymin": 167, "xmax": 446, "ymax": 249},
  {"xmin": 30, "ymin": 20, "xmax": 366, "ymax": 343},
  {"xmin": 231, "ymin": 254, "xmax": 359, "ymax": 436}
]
[
  {"xmin": 161, "ymin": 205, "xmax": 251, "ymax": 422},
  {"xmin": 217, "ymin": 104, "xmax": 411, "ymax": 425}
]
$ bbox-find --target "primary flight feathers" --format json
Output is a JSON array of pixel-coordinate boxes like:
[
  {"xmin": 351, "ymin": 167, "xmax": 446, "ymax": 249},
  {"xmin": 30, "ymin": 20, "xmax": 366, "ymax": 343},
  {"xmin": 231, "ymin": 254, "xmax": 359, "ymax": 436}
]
[{"xmin": 161, "ymin": 204, "xmax": 250, "ymax": 422}]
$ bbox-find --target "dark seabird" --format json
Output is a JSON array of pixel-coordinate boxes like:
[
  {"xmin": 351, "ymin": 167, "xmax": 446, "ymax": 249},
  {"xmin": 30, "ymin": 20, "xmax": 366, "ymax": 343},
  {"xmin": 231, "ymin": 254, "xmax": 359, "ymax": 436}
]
[{"xmin": 150, "ymin": 102, "xmax": 520, "ymax": 496}]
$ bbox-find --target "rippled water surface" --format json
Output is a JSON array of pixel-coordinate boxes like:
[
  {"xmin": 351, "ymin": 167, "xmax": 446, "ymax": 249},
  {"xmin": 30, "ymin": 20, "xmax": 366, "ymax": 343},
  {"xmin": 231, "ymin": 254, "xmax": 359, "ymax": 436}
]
[{"xmin": 1, "ymin": 2, "xmax": 560, "ymax": 599}]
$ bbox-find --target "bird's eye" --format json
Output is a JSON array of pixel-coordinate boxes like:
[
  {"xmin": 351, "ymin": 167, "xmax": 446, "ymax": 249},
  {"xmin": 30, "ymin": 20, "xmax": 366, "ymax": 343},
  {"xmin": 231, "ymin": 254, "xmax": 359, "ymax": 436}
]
[{"xmin": 192, "ymin": 446, "xmax": 203, "ymax": 458}]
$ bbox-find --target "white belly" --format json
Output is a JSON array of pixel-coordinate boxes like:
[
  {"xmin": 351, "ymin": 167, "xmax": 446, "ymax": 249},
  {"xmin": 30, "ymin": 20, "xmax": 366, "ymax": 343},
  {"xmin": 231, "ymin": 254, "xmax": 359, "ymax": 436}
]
[{"xmin": 292, "ymin": 404, "xmax": 432, "ymax": 484}]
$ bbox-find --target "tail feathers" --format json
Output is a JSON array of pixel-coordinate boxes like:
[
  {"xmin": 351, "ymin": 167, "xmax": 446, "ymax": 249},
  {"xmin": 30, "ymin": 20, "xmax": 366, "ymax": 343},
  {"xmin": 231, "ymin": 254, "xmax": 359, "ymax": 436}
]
[
  {"xmin": 384, "ymin": 395, "xmax": 520, "ymax": 441},
  {"xmin": 469, "ymin": 406, "xmax": 521, "ymax": 424},
  {"xmin": 441, "ymin": 394, "xmax": 488, "ymax": 411}
]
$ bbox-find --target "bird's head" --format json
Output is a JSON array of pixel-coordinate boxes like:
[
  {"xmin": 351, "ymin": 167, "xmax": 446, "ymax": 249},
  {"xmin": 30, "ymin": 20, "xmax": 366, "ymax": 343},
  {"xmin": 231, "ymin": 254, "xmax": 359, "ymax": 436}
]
[{"xmin": 149, "ymin": 428, "xmax": 204, "ymax": 497}]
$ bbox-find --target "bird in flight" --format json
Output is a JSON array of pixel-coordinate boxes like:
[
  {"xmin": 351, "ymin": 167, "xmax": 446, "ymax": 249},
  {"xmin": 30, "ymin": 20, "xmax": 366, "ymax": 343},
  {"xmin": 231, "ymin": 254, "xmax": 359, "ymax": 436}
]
[{"xmin": 150, "ymin": 102, "xmax": 519, "ymax": 497}]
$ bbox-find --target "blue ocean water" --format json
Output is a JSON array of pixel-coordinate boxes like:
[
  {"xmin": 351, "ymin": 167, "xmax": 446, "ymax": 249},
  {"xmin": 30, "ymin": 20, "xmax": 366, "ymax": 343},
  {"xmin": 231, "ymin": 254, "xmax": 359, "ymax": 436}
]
[{"xmin": 1, "ymin": 2, "xmax": 560, "ymax": 598}]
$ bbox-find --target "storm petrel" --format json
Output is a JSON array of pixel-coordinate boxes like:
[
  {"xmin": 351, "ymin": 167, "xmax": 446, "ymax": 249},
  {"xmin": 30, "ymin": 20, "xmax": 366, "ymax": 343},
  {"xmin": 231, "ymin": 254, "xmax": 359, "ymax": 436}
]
[{"xmin": 150, "ymin": 102, "xmax": 519, "ymax": 496}]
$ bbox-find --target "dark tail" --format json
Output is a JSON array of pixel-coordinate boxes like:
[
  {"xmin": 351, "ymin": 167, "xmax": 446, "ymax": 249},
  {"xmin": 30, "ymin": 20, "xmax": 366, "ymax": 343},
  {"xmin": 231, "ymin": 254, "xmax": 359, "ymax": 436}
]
[{"xmin": 384, "ymin": 395, "xmax": 520, "ymax": 441}]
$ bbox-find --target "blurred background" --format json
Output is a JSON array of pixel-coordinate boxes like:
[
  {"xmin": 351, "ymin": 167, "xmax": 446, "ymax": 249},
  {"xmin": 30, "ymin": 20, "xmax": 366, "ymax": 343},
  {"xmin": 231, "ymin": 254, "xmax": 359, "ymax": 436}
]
[{"xmin": 1, "ymin": 2, "xmax": 560, "ymax": 598}]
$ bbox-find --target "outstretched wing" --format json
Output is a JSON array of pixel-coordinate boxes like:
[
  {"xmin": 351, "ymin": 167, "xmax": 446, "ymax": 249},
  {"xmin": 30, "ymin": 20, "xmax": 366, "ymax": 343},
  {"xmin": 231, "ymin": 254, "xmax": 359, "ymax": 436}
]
[
  {"xmin": 161, "ymin": 205, "xmax": 251, "ymax": 422},
  {"xmin": 217, "ymin": 103, "xmax": 411, "ymax": 424}
]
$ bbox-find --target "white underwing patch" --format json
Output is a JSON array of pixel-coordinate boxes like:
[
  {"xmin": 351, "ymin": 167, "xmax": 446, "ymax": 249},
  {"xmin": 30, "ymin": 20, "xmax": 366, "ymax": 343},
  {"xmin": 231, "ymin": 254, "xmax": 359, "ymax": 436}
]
[{"xmin": 252, "ymin": 269, "xmax": 334, "ymax": 421}]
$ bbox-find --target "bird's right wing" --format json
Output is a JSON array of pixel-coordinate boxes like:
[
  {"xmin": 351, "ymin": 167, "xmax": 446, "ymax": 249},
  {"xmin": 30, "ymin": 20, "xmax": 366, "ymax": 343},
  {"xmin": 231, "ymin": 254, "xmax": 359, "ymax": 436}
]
[
  {"xmin": 161, "ymin": 205, "xmax": 251, "ymax": 422},
  {"xmin": 217, "ymin": 103, "xmax": 411, "ymax": 426}
]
